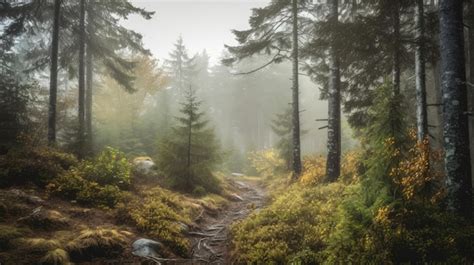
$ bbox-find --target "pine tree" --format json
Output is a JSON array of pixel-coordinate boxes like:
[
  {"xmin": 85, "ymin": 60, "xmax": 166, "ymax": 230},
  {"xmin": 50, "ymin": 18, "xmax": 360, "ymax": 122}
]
[
  {"xmin": 2, "ymin": 0, "xmax": 153, "ymax": 150},
  {"xmin": 166, "ymin": 36, "xmax": 196, "ymax": 95},
  {"xmin": 290, "ymin": 0, "xmax": 302, "ymax": 179},
  {"xmin": 157, "ymin": 87, "xmax": 221, "ymax": 193},
  {"xmin": 325, "ymin": 0, "xmax": 342, "ymax": 182},
  {"xmin": 304, "ymin": 1, "xmax": 413, "ymax": 129},
  {"xmin": 47, "ymin": 0, "xmax": 61, "ymax": 146},
  {"xmin": 224, "ymin": 0, "xmax": 308, "ymax": 179},
  {"xmin": 439, "ymin": 0, "xmax": 472, "ymax": 217},
  {"xmin": 77, "ymin": 0, "xmax": 86, "ymax": 158}
]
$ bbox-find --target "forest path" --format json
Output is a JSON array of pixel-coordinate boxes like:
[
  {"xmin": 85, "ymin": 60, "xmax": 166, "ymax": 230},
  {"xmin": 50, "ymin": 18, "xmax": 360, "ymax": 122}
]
[{"xmin": 187, "ymin": 177, "xmax": 266, "ymax": 264}]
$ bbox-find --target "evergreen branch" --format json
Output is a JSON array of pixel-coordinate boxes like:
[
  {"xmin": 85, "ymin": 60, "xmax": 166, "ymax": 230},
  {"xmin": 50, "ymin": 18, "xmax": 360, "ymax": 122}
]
[{"xmin": 230, "ymin": 52, "xmax": 283, "ymax": 75}]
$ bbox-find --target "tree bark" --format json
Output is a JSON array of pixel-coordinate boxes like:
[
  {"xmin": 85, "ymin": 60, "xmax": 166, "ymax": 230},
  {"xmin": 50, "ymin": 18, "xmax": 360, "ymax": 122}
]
[
  {"xmin": 78, "ymin": 0, "xmax": 86, "ymax": 158},
  {"xmin": 85, "ymin": 0, "xmax": 93, "ymax": 153},
  {"xmin": 439, "ymin": 0, "xmax": 472, "ymax": 218},
  {"xmin": 325, "ymin": 0, "xmax": 341, "ymax": 182},
  {"xmin": 85, "ymin": 49, "xmax": 93, "ymax": 151},
  {"xmin": 48, "ymin": 0, "xmax": 61, "ymax": 146},
  {"xmin": 291, "ymin": 0, "xmax": 302, "ymax": 180},
  {"xmin": 392, "ymin": 0, "xmax": 401, "ymax": 95},
  {"xmin": 187, "ymin": 91, "xmax": 193, "ymax": 183},
  {"xmin": 467, "ymin": 1, "xmax": 474, "ymax": 195},
  {"xmin": 415, "ymin": 0, "xmax": 428, "ymax": 141}
]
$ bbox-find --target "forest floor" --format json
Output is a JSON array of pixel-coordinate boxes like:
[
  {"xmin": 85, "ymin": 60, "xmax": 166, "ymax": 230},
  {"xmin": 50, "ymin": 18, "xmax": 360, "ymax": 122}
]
[
  {"xmin": 187, "ymin": 176, "xmax": 267, "ymax": 264},
  {"xmin": 0, "ymin": 175, "xmax": 267, "ymax": 265}
]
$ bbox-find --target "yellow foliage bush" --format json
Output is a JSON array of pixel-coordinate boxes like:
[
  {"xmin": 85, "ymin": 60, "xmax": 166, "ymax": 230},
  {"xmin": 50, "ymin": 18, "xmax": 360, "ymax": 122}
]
[
  {"xmin": 248, "ymin": 149, "xmax": 285, "ymax": 178},
  {"xmin": 340, "ymin": 150, "xmax": 363, "ymax": 183},
  {"xmin": 116, "ymin": 187, "xmax": 190, "ymax": 256},
  {"xmin": 231, "ymin": 182, "xmax": 351, "ymax": 264},
  {"xmin": 299, "ymin": 155, "xmax": 326, "ymax": 185},
  {"xmin": 232, "ymin": 138, "xmax": 474, "ymax": 264},
  {"xmin": 390, "ymin": 130, "xmax": 445, "ymax": 202},
  {"xmin": 300, "ymin": 150, "xmax": 362, "ymax": 186}
]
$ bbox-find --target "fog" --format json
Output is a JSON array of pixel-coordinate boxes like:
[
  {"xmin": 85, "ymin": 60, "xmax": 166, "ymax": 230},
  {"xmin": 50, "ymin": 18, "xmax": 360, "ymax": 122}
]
[{"xmin": 103, "ymin": 0, "xmax": 357, "ymax": 171}]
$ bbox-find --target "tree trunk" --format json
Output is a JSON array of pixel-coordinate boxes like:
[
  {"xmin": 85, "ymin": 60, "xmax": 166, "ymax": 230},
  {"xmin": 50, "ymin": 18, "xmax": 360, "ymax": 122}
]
[
  {"xmin": 291, "ymin": 0, "xmax": 302, "ymax": 180},
  {"xmin": 392, "ymin": 0, "xmax": 401, "ymax": 95},
  {"xmin": 467, "ymin": 1, "xmax": 474, "ymax": 195},
  {"xmin": 325, "ymin": 0, "xmax": 341, "ymax": 182},
  {"xmin": 85, "ymin": 49, "xmax": 93, "ymax": 152},
  {"xmin": 78, "ymin": 0, "xmax": 86, "ymax": 158},
  {"xmin": 48, "ymin": 0, "xmax": 61, "ymax": 146},
  {"xmin": 85, "ymin": 0, "xmax": 93, "ymax": 154},
  {"xmin": 187, "ymin": 108, "xmax": 193, "ymax": 184},
  {"xmin": 439, "ymin": 0, "xmax": 472, "ymax": 218},
  {"xmin": 415, "ymin": 0, "xmax": 428, "ymax": 142}
]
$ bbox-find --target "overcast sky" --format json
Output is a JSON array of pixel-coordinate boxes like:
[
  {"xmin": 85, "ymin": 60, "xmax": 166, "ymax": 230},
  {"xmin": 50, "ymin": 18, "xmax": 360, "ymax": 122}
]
[{"xmin": 123, "ymin": 1, "xmax": 269, "ymax": 65}]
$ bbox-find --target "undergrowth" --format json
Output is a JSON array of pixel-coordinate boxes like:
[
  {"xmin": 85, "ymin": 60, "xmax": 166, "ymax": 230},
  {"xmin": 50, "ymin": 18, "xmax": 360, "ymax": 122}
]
[{"xmin": 231, "ymin": 135, "xmax": 474, "ymax": 264}]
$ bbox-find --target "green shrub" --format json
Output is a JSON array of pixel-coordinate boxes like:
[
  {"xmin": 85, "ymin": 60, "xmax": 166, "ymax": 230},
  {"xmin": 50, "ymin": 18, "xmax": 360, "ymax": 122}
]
[
  {"xmin": 231, "ymin": 183, "xmax": 349, "ymax": 264},
  {"xmin": 192, "ymin": 185, "xmax": 206, "ymax": 197},
  {"xmin": 49, "ymin": 172, "xmax": 125, "ymax": 208},
  {"xmin": 0, "ymin": 146, "xmax": 77, "ymax": 187},
  {"xmin": 77, "ymin": 147, "xmax": 131, "ymax": 189},
  {"xmin": 117, "ymin": 187, "xmax": 190, "ymax": 256},
  {"xmin": 48, "ymin": 147, "xmax": 130, "ymax": 208},
  {"xmin": 76, "ymin": 184, "xmax": 123, "ymax": 208}
]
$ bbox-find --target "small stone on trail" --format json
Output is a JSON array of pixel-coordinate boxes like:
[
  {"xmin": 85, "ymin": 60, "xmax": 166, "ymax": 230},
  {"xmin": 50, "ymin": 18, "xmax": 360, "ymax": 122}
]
[
  {"xmin": 132, "ymin": 238, "xmax": 163, "ymax": 259},
  {"xmin": 229, "ymin": 193, "xmax": 243, "ymax": 202}
]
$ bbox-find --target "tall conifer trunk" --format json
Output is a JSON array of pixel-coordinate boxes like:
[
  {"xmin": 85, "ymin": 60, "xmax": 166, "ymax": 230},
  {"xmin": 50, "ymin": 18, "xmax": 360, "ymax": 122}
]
[
  {"xmin": 415, "ymin": 0, "xmax": 428, "ymax": 141},
  {"xmin": 85, "ymin": 0, "xmax": 94, "ymax": 153},
  {"xmin": 325, "ymin": 0, "xmax": 341, "ymax": 182},
  {"xmin": 48, "ymin": 0, "xmax": 61, "ymax": 145},
  {"xmin": 468, "ymin": 0, "xmax": 474, "ymax": 192},
  {"xmin": 291, "ymin": 0, "xmax": 301, "ymax": 180},
  {"xmin": 439, "ymin": 0, "xmax": 472, "ymax": 217},
  {"xmin": 392, "ymin": 0, "xmax": 401, "ymax": 95},
  {"xmin": 78, "ymin": 0, "xmax": 86, "ymax": 157}
]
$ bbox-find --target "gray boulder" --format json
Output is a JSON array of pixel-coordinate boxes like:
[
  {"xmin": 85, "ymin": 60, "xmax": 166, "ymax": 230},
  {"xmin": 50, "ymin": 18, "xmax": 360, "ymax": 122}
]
[{"xmin": 131, "ymin": 238, "xmax": 163, "ymax": 259}]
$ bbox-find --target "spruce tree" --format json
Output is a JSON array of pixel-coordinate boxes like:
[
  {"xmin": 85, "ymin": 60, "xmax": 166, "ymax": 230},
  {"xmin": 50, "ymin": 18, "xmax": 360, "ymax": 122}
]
[
  {"xmin": 224, "ymin": 0, "xmax": 309, "ymax": 179},
  {"xmin": 166, "ymin": 36, "xmax": 196, "ymax": 95},
  {"xmin": 157, "ymin": 87, "xmax": 221, "ymax": 193}
]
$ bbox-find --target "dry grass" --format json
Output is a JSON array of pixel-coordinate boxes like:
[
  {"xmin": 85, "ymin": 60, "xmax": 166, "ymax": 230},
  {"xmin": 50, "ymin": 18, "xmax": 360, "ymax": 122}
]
[
  {"xmin": 39, "ymin": 248, "xmax": 70, "ymax": 265},
  {"xmin": 66, "ymin": 227, "xmax": 129, "ymax": 261},
  {"xmin": 0, "ymin": 225, "xmax": 25, "ymax": 250}
]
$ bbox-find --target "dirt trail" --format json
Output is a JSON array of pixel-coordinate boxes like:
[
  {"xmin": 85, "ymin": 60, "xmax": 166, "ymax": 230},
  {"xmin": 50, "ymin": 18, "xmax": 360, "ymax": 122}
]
[{"xmin": 187, "ymin": 177, "xmax": 266, "ymax": 264}]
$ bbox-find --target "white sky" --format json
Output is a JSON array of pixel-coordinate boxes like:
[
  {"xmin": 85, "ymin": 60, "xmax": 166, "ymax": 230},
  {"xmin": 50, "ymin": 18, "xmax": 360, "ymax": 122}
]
[{"xmin": 123, "ymin": 0, "xmax": 270, "ymax": 65}]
